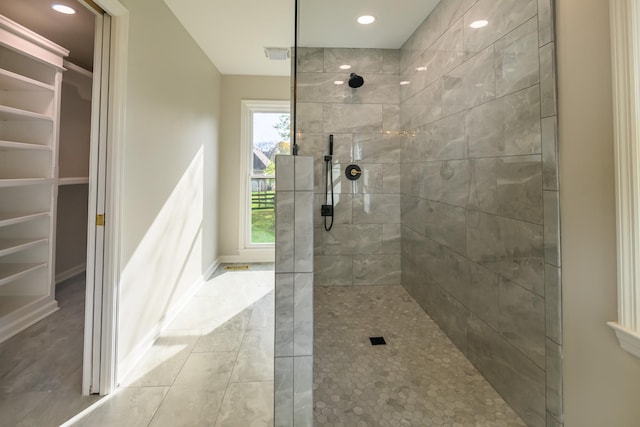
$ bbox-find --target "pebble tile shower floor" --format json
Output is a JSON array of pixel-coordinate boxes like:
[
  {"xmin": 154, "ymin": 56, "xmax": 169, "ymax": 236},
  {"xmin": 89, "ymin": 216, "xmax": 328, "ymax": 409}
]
[{"xmin": 314, "ymin": 286, "xmax": 526, "ymax": 427}]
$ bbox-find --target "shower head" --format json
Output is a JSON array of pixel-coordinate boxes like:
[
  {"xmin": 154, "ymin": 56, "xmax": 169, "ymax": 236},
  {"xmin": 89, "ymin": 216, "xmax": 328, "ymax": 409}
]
[{"xmin": 348, "ymin": 73, "xmax": 364, "ymax": 88}]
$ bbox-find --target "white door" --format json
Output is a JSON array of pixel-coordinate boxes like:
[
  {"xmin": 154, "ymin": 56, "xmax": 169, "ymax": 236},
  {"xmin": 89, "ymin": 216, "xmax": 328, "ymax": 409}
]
[{"xmin": 82, "ymin": 9, "xmax": 110, "ymax": 396}]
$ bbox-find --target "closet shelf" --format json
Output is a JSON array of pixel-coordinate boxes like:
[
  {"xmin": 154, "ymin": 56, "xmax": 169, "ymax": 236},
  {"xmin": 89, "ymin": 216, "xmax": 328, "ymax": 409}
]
[
  {"xmin": 58, "ymin": 177, "xmax": 89, "ymax": 186},
  {"xmin": 0, "ymin": 141, "xmax": 51, "ymax": 151},
  {"xmin": 0, "ymin": 105, "xmax": 53, "ymax": 122},
  {"xmin": 0, "ymin": 263, "xmax": 47, "ymax": 287},
  {"xmin": 0, "ymin": 212, "xmax": 49, "ymax": 228},
  {"xmin": 0, "ymin": 178, "xmax": 52, "ymax": 188},
  {"xmin": 0, "ymin": 68, "xmax": 54, "ymax": 92},
  {"xmin": 0, "ymin": 238, "xmax": 48, "ymax": 257}
]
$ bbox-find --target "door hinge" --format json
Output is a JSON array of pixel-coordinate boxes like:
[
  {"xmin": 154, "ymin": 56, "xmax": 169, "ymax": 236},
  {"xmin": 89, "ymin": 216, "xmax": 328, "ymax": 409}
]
[{"xmin": 96, "ymin": 214, "xmax": 105, "ymax": 226}]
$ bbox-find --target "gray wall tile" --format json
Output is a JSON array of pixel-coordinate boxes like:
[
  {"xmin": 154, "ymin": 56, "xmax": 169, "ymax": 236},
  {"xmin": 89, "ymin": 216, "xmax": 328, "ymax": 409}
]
[
  {"xmin": 466, "ymin": 86, "xmax": 541, "ymax": 158},
  {"xmin": 425, "ymin": 200, "xmax": 467, "ymax": 254},
  {"xmin": 547, "ymin": 413, "xmax": 563, "ymax": 427},
  {"xmin": 498, "ymin": 278, "xmax": 546, "ymax": 367},
  {"xmin": 546, "ymin": 338, "xmax": 563, "ymax": 421},
  {"xmin": 463, "ymin": 0, "xmax": 537, "ymax": 54},
  {"xmin": 324, "ymin": 48, "xmax": 384, "ymax": 73},
  {"xmin": 467, "ymin": 210, "xmax": 544, "ymax": 295},
  {"xmin": 295, "ymin": 103, "xmax": 324, "ymax": 133},
  {"xmin": 497, "ymin": 155, "xmax": 543, "ymax": 224},
  {"xmin": 323, "ymin": 103, "xmax": 383, "ymax": 133},
  {"xmin": 538, "ymin": 0, "xmax": 555, "ymax": 47},
  {"xmin": 400, "ymin": 79, "xmax": 443, "ymax": 130},
  {"xmin": 415, "ymin": 113, "xmax": 467, "ymax": 161},
  {"xmin": 314, "ymin": 255, "xmax": 353, "ymax": 286},
  {"xmin": 468, "ymin": 158, "xmax": 498, "ymax": 214},
  {"xmin": 545, "ymin": 263, "xmax": 562, "ymax": 344},
  {"xmin": 295, "ymin": 156, "xmax": 314, "ymax": 192},
  {"xmin": 297, "ymin": 47, "xmax": 324, "ymax": 72},
  {"xmin": 294, "ymin": 273, "xmax": 313, "ymax": 356},
  {"xmin": 276, "ymin": 191, "xmax": 294, "ymax": 273},
  {"xmin": 540, "ymin": 42, "xmax": 557, "ymax": 118},
  {"xmin": 383, "ymin": 104, "xmax": 401, "ymax": 132},
  {"xmin": 382, "ymin": 224, "xmax": 402, "ymax": 254},
  {"xmin": 442, "ymin": 46, "xmax": 496, "ymax": 116},
  {"xmin": 274, "ymin": 357, "xmax": 294, "ymax": 427},
  {"xmin": 313, "ymin": 194, "xmax": 352, "ymax": 227},
  {"xmin": 276, "ymin": 156, "xmax": 294, "ymax": 191},
  {"xmin": 353, "ymin": 254, "xmax": 402, "ymax": 285},
  {"xmin": 294, "ymin": 191, "xmax": 314, "ymax": 272},
  {"xmin": 275, "ymin": 274, "xmax": 294, "ymax": 357},
  {"xmin": 544, "ymin": 190, "xmax": 561, "ymax": 267},
  {"xmin": 494, "ymin": 17, "xmax": 540, "ymax": 97},
  {"xmin": 353, "ymin": 133, "xmax": 401, "ymax": 164},
  {"xmin": 401, "ymin": 195, "xmax": 427, "ymax": 235},
  {"xmin": 322, "ymin": 224, "xmax": 383, "ymax": 255},
  {"xmin": 542, "ymin": 116, "xmax": 559, "ymax": 190},
  {"xmin": 293, "ymin": 356, "xmax": 313, "ymax": 427},
  {"xmin": 467, "ymin": 315, "xmax": 546, "ymax": 427},
  {"xmin": 353, "ymin": 194, "xmax": 401, "ymax": 224}
]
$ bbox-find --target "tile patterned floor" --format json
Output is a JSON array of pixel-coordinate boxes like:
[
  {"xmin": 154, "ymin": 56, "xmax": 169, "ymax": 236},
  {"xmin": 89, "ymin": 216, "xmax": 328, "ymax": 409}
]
[
  {"xmin": 1, "ymin": 265, "xmax": 276, "ymax": 427},
  {"xmin": 314, "ymin": 285, "xmax": 527, "ymax": 427},
  {"xmin": 0, "ymin": 275, "xmax": 100, "ymax": 426}
]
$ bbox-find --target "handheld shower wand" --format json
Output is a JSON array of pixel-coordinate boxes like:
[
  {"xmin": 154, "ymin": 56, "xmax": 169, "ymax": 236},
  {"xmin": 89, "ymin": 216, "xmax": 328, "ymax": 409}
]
[{"xmin": 321, "ymin": 135, "xmax": 335, "ymax": 231}]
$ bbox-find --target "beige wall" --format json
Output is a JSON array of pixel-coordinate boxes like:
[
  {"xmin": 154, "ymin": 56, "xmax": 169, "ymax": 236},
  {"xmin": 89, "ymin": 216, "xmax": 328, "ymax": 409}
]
[
  {"xmin": 117, "ymin": 0, "xmax": 221, "ymax": 370},
  {"xmin": 218, "ymin": 75, "xmax": 290, "ymax": 258},
  {"xmin": 55, "ymin": 67, "xmax": 92, "ymax": 278},
  {"xmin": 557, "ymin": 1, "xmax": 640, "ymax": 425}
]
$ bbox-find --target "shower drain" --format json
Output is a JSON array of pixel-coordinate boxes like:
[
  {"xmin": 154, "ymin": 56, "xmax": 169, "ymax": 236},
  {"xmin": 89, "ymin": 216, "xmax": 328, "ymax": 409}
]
[{"xmin": 369, "ymin": 336, "xmax": 386, "ymax": 346}]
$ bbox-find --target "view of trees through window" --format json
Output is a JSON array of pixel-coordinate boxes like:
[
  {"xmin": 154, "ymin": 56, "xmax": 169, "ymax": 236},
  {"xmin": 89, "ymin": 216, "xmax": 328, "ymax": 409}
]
[{"xmin": 251, "ymin": 112, "xmax": 290, "ymax": 244}]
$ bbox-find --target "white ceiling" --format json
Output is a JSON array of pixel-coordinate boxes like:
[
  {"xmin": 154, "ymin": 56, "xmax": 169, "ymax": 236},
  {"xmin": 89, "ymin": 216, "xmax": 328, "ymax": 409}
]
[
  {"xmin": 0, "ymin": 0, "xmax": 441, "ymax": 77},
  {"xmin": 165, "ymin": 0, "xmax": 441, "ymax": 76},
  {"xmin": 299, "ymin": 0, "xmax": 441, "ymax": 49},
  {"xmin": 164, "ymin": 0, "xmax": 296, "ymax": 77}
]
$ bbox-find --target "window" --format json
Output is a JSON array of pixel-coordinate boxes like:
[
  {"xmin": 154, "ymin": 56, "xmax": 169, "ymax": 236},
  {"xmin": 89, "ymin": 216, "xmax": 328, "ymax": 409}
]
[
  {"xmin": 608, "ymin": 0, "xmax": 640, "ymax": 359},
  {"xmin": 239, "ymin": 100, "xmax": 290, "ymax": 250}
]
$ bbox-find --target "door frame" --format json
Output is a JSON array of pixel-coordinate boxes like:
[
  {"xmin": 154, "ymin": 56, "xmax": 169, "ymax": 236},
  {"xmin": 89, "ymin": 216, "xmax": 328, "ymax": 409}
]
[{"xmin": 80, "ymin": 0, "xmax": 128, "ymax": 395}]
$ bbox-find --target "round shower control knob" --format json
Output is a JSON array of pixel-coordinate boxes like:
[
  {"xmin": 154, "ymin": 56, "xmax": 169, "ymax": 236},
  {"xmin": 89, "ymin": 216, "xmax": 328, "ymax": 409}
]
[{"xmin": 345, "ymin": 164, "xmax": 362, "ymax": 180}]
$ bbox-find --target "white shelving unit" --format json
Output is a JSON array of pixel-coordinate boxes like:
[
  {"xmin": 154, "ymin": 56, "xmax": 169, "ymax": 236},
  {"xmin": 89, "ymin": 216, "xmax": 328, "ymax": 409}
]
[{"xmin": 0, "ymin": 14, "xmax": 68, "ymax": 342}]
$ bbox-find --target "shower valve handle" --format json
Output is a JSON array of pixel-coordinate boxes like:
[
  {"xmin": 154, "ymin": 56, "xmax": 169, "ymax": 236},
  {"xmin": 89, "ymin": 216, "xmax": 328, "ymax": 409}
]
[{"xmin": 345, "ymin": 164, "xmax": 362, "ymax": 181}]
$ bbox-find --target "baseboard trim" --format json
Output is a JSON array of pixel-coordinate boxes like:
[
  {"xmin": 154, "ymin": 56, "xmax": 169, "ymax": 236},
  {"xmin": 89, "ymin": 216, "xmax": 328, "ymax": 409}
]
[
  {"xmin": 55, "ymin": 264, "xmax": 86, "ymax": 284},
  {"xmin": 219, "ymin": 249, "xmax": 275, "ymax": 264},
  {"xmin": 0, "ymin": 299, "xmax": 59, "ymax": 343},
  {"xmin": 117, "ymin": 259, "xmax": 220, "ymax": 385}
]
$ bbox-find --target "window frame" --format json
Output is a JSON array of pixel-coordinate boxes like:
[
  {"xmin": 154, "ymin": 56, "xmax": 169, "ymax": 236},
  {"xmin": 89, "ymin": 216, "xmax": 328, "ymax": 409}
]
[
  {"xmin": 239, "ymin": 99, "xmax": 290, "ymax": 251},
  {"xmin": 608, "ymin": 0, "xmax": 640, "ymax": 359}
]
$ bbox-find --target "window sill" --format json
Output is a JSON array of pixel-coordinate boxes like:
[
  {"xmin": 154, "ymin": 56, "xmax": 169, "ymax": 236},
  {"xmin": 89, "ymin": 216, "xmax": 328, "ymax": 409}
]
[{"xmin": 608, "ymin": 322, "xmax": 640, "ymax": 360}]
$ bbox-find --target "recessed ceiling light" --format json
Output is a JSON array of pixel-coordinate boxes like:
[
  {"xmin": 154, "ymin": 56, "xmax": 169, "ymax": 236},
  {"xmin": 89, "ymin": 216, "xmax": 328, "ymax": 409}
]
[
  {"xmin": 51, "ymin": 4, "xmax": 76, "ymax": 14},
  {"xmin": 415, "ymin": 66, "xmax": 427, "ymax": 72},
  {"xmin": 357, "ymin": 15, "xmax": 376, "ymax": 25},
  {"xmin": 469, "ymin": 20, "xmax": 488, "ymax": 29},
  {"xmin": 334, "ymin": 80, "xmax": 344, "ymax": 85},
  {"xmin": 400, "ymin": 81, "xmax": 411, "ymax": 86},
  {"xmin": 340, "ymin": 64, "xmax": 352, "ymax": 70}
]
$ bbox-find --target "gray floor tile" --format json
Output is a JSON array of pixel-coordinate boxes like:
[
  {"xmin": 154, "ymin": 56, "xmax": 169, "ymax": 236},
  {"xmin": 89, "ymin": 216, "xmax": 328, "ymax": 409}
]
[
  {"xmin": 314, "ymin": 285, "xmax": 527, "ymax": 426},
  {"xmin": 215, "ymin": 382, "xmax": 274, "ymax": 427},
  {"xmin": 72, "ymin": 386, "xmax": 169, "ymax": 427}
]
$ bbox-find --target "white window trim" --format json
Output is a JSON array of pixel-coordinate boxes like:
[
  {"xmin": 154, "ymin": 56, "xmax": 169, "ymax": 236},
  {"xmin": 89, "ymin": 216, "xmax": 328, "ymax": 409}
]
[
  {"xmin": 238, "ymin": 100, "xmax": 290, "ymax": 254},
  {"xmin": 608, "ymin": 0, "xmax": 640, "ymax": 359}
]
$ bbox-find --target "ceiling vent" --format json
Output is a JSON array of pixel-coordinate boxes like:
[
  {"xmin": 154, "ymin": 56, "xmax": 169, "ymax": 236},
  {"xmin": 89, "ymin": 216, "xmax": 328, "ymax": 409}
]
[{"xmin": 264, "ymin": 47, "xmax": 290, "ymax": 61}]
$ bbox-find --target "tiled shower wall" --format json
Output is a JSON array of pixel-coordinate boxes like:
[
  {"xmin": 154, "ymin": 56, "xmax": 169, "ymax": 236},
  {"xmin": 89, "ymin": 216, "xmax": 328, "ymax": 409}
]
[
  {"xmin": 399, "ymin": 1, "xmax": 561, "ymax": 427},
  {"xmin": 296, "ymin": 48, "xmax": 403, "ymax": 287},
  {"xmin": 274, "ymin": 155, "xmax": 314, "ymax": 427}
]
